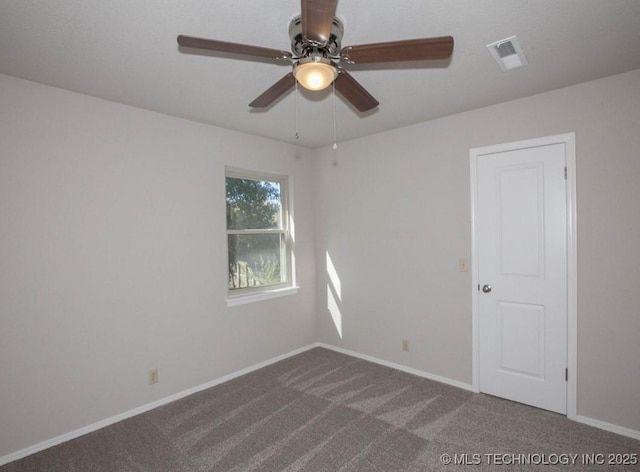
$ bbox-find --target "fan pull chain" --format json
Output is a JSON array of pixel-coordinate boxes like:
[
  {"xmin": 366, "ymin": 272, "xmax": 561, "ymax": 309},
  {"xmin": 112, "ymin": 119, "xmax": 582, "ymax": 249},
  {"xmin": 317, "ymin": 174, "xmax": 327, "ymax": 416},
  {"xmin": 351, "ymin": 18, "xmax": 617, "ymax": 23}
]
[
  {"xmin": 332, "ymin": 81, "xmax": 338, "ymax": 149},
  {"xmin": 294, "ymin": 80, "xmax": 299, "ymax": 140}
]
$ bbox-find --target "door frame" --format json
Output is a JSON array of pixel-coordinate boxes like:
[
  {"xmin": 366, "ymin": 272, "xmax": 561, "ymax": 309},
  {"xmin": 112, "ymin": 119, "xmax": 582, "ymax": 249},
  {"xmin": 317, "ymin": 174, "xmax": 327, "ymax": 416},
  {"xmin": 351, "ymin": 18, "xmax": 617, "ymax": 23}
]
[{"xmin": 470, "ymin": 133, "xmax": 577, "ymax": 420}]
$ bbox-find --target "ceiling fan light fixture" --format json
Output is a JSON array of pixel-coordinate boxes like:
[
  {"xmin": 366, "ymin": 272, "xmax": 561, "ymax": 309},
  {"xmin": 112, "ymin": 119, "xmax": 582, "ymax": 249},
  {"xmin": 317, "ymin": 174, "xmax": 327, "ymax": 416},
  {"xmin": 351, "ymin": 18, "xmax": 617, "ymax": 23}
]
[
  {"xmin": 293, "ymin": 56, "xmax": 338, "ymax": 91},
  {"xmin": 178, "ymin": 1, "xmax": 454, "ymax": 111}
]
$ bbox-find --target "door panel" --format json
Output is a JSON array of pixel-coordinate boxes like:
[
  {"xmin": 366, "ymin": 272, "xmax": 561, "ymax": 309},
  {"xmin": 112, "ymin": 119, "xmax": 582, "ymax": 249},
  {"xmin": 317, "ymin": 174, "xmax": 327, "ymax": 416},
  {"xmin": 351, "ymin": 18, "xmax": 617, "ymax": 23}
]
[
  {"xmin": 477, "ymin": 143, "xmax": 567, "ymax": 414},
  {"xmin": 498, "ymin": 164, "xmax": 543, "ymax": 276},
  {"xmin": 497, "ymin": 301, "xmax": 544, "ymax": 379}
]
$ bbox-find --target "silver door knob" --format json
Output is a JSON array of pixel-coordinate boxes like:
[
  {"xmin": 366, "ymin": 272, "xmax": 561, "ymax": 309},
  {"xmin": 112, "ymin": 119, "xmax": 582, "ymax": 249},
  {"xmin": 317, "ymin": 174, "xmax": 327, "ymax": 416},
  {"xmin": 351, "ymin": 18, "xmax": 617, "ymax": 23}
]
[{"xmin": 482, "ymin": 284, "xmax": 492, "ymax": 293}]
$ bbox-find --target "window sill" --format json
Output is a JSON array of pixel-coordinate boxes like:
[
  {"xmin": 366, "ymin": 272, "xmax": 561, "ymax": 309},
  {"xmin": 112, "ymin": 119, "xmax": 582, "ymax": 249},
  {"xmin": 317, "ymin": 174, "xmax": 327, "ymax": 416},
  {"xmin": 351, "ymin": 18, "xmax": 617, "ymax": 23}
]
[{"xmin": 226, "ymin": 286, "xmax": 299, "ymax": 307}]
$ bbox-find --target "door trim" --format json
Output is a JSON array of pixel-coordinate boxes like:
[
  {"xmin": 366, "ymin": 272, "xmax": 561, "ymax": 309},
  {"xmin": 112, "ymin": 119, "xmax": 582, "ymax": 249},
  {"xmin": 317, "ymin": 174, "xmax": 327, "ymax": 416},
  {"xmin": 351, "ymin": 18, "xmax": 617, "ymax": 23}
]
[{"xmin": 470, "ymin": 133, "xmax": 577, "ymax": 420}]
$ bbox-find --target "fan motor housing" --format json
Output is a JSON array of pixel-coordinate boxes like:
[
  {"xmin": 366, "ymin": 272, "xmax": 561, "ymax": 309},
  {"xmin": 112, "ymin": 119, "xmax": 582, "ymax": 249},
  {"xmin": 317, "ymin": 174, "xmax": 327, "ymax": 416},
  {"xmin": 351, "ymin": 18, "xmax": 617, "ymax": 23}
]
[{"xmin": 289, "ymin": 15, "xmax": 344, "ymax": 57}]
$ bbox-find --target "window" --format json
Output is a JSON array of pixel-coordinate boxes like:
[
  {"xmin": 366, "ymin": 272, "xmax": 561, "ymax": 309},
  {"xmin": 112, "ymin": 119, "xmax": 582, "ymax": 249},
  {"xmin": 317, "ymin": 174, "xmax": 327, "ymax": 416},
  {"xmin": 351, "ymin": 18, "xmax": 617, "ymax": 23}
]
[{"xmin": 226, "ymin": 168, "xmax": 293, "ymax": 302}]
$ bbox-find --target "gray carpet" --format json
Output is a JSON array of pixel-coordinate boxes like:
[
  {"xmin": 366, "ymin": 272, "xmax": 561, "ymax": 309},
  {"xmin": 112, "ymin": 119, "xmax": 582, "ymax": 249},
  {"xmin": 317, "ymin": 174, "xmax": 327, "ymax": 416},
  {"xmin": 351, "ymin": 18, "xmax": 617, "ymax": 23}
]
[{"xmin": 3, "ymin": 347, "xmax": 639, "ymax": 471}]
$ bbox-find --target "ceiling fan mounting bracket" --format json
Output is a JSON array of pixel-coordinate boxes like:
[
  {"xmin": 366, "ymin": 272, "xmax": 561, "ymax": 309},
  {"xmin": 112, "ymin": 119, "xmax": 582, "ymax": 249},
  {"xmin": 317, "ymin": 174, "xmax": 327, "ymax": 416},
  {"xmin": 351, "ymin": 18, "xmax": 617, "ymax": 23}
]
[{"xmin": 289, "ymin": 15, "xmax": 344, "ymax": 58}]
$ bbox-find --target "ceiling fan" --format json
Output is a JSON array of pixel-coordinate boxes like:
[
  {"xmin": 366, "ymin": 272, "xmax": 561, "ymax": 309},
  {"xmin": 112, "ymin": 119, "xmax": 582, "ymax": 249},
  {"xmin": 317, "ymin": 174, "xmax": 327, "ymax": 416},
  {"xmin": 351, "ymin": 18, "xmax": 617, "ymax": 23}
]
[{"xmin": 177, "ymin": 0, "xmax": 453, "ymax": 112}]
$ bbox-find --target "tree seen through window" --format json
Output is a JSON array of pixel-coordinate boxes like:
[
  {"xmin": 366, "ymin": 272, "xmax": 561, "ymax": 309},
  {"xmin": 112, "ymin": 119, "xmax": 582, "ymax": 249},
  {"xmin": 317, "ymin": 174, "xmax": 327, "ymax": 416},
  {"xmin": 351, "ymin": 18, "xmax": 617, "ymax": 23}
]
[{"xmin": 226, "ymin": 175, "xmax": 288, "ymax": 291}]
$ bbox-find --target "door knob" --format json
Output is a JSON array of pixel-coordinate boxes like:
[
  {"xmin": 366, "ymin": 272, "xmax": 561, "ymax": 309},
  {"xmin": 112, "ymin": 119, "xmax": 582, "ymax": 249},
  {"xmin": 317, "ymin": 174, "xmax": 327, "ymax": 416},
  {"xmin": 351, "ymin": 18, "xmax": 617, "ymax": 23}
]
[{"xmin": 482, "ymin": 284, "xmax": 492, "ymax": 293}]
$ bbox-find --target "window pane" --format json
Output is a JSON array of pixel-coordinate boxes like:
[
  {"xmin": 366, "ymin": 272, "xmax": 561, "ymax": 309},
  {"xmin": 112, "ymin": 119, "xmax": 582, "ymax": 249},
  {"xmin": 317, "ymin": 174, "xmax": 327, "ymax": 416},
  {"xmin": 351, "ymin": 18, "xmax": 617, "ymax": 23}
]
[
  {"xmin": 228, "ymin": 233, "xmax": 284, "ymax": 290},
  {"xmin": 226, "ymin": 177, "xmax": 281, "ymax": 230}
]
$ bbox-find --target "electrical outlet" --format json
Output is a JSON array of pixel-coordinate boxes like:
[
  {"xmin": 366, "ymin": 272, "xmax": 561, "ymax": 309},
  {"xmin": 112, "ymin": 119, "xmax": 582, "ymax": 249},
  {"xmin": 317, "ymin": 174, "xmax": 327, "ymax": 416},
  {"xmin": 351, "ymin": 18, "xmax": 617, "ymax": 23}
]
[
  {"xmin": 148, "ymin": 369, "xmax": 159, "ymax": 385},
  {"xmin": 402, "ymin": 339, "xmax": 409, "ymax": 352}
]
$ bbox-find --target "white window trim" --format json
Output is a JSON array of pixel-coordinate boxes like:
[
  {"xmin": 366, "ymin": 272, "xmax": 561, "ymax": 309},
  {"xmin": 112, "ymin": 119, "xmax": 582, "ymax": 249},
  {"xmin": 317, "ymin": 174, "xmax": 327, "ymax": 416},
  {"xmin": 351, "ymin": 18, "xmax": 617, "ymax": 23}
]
[
  {"xmin": 226, "ymin": 285, "xmax": 299, "ymax": 307},
  {"xmin": 225, "ymin": 167, "xmax": 296, "ymax": 306}
]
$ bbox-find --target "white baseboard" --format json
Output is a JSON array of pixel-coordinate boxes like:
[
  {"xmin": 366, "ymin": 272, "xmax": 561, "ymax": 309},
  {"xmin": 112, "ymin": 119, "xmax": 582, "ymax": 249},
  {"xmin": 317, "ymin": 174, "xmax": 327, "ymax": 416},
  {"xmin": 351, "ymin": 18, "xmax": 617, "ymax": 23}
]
[
  {"xmin": 576, "ymin": 415, "xmax": 640, "ymax": 441},
  {"xmin": 318, "ymin": 344, "xmax": 640, "ymax": 442},
  {"xmin": 4, "ymin": 343, "xmax": 639, "ymax": 466},
  {"xmin": 0, "ymin": 343, "xmax": 317, "ymax": 467},
  {"xmin": 315, "ymin": 343, "xmax": 475, "ymax": 392}
]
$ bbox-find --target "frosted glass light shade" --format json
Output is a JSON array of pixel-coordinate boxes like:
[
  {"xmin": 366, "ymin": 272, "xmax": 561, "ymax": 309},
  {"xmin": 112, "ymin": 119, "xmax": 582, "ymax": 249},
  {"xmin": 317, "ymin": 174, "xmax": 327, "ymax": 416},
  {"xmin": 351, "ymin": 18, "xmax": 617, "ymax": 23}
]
[{"xmin": 294, "ymin": 60, "xmax": 338, "ymax": 91}]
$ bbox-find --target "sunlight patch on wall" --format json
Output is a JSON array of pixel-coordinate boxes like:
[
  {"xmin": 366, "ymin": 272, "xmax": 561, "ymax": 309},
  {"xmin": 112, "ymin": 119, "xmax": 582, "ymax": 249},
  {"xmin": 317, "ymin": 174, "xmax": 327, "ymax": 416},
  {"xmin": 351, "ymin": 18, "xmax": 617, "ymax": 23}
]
[
  {"xmin": 326, "ymin": 251, "xmax": 341, "ymax": 300},
  {"xmin": 326, "ymin": 251, "xmax": 343, "ymax": 338},
  {"xmin": 327, "ymin": 283, "xmax": 343, "ymax": 339}
]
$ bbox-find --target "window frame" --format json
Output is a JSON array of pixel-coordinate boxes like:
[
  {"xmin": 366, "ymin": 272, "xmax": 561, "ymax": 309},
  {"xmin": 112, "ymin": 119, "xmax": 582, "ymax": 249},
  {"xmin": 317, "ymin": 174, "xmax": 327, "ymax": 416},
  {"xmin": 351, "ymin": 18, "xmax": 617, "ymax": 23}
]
[{"xmin": 225, "ymin": 167, "xmax": 296, "ymax": 306}]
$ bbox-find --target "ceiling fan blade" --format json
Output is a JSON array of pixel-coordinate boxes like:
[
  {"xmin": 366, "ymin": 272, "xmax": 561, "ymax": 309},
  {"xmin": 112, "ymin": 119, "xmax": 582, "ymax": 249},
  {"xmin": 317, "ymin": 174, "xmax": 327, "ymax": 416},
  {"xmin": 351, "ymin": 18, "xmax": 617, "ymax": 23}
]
[
  {"xmin": 341, "ymin": 36, "xmax": 454, "ymax": 64},
  {"xmin": 177, "ymin": 35, "xmax": 292, "ymax": 61},
  {"xmin": 301, "ymin": 0, "xmax": 338, "ymax": 44},
  {"xmin": 334, "ymin": 69, "xmax": 379, "ymax": 112},
  {"xmin": 249, "ymin": 73, "xmax": 296, "ymax": 108}
]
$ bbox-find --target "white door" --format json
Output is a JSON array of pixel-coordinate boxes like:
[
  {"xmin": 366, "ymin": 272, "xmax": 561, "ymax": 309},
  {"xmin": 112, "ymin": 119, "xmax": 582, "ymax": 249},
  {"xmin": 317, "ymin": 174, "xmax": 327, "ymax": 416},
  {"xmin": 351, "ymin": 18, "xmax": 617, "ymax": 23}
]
[{"xmin": 476, "ymin": 142, "xmax": 568, "ymax": 414}]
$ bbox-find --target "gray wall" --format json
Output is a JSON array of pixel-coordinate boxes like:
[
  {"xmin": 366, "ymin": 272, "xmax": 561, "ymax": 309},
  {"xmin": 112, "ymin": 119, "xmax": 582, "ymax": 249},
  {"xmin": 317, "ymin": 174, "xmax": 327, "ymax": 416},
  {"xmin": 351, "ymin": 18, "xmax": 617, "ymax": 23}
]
[
  {"xmin": 2, "ymin": 68, "xmax": 639, "ymax": 459},
  {"xmin": 313, "ymin": 69, "xmax": 640, "ymax": 432},
  {"xmin": 0, "ymin": 74, "xmax": 317, "ymax": 457}
]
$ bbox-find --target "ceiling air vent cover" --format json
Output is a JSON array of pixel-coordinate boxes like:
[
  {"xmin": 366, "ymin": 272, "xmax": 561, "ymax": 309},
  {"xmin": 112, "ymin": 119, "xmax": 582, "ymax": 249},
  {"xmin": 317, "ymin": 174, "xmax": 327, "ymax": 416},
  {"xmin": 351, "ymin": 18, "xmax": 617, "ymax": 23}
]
[{"xmin": 487, "ymin": 36, "xmax": 528, "ymax": 71}]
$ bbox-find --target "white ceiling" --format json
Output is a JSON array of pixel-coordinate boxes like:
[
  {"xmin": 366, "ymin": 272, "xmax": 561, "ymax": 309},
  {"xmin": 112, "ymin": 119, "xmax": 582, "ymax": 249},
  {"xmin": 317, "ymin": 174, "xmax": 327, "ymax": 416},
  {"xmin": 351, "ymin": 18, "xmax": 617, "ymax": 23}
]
[{"xmin": 1, "ymin": 0, "xmax": 639, "ymax": 148}]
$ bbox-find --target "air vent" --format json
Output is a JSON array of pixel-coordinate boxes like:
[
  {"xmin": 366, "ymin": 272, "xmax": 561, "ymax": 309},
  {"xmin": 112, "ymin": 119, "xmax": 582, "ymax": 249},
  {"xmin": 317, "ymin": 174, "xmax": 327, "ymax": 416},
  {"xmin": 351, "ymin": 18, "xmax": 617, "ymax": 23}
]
[{"xmin": 486, "ymin": 36, "xmax": 528, "ymax": 71}]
